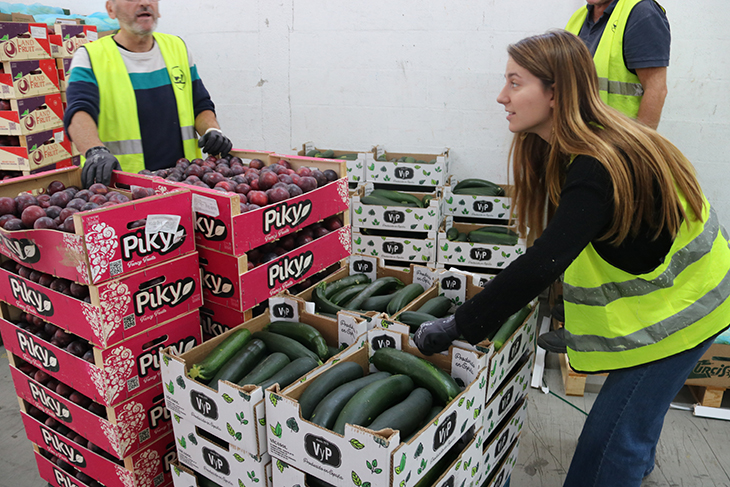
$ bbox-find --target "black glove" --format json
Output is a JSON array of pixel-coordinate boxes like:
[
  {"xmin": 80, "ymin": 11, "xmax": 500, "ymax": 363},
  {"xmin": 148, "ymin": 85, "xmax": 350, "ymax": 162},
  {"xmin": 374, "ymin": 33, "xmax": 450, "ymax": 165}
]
[
  {"xmin": 82, "ymin": 146, "xmax": 121, "ymax": 188},
  {"xmin": 198, "ymin": 128, "xmax": 232, "ymax": 157},
  {"xmin": 414, "ymin": 314, "xmax": 460, "ymax": 355}
]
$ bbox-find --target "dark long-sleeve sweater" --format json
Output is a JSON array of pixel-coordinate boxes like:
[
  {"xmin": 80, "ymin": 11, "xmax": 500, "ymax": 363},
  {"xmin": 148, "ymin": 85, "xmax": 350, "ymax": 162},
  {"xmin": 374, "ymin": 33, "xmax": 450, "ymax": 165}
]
[{"xmin": 455, "ymin": 155, "xmax": 674, "ymax": 344}]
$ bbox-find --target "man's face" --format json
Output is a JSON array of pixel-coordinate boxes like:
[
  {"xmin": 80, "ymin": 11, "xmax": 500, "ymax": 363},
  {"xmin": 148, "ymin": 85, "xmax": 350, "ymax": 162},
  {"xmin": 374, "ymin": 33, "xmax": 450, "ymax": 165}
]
[
  {"xmin": 586, "ymin": 0, "xmax": 613, "ymax": 6},
  {"xmin": 107, "ymin": 0, "xmax": 160, "ymax": 36}
]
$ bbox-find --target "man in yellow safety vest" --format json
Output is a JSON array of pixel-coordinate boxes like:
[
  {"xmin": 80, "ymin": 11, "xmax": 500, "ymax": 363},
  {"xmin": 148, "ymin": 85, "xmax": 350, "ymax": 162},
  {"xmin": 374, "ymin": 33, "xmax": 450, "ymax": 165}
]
[
  {"xmin": 565, "ymin": 0, "xmax": 670, "ymax": 129},
  {"xmin": 64, "ymin": 0, "xmax": 233, "ymax": 188}
]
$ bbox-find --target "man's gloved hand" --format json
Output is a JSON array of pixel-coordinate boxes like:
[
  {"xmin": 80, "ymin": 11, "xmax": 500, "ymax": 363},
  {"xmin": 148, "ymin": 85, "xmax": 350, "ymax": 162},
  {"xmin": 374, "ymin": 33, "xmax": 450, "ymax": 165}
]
[
  {"xmin": 198, "ymin": 128, "xmax": 232, "ymax": 157},
  {"xmin": 82, "ymin": 146, "xmax": 121, "ymax": 188},
  {"xmin": 414, "ymin": 314, "xmax": 460, "ymax": 355}
]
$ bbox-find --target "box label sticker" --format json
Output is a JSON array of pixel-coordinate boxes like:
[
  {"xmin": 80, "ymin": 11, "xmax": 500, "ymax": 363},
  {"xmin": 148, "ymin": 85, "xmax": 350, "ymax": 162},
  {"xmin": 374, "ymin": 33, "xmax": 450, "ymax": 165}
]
[
  {"xmin": 145, "ymin": 214, "xmax": 181, "ymax": 235},
  {"xmin": 269, "ymin": 296, "xmax": 300, "ymax": 322},
  {"xmin": 192, "ymin": 194, "xmax": 220, "ymax": 217},
  {"xmin": 30, "ymin": 26, "xmax": 47, "ymax": 39}
]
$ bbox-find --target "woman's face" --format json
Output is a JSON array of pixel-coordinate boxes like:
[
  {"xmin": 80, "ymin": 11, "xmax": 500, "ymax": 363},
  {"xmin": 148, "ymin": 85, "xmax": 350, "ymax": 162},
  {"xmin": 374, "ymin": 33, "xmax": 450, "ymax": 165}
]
[{"xmin": 497, "ymin": 56, "xmax": 554, "ymax": 141}]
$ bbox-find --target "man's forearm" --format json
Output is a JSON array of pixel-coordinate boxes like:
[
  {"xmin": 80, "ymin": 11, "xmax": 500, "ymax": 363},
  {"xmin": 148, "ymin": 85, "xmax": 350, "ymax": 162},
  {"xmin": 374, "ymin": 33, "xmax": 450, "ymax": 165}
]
[
  {"xmin": 67, "ymin": 111, "xmax": 105, "ymax": 155},
  {"xmin": 194, "ymin": 110, "xmax": 220, "ymax": 136},
  {"xmin": 636, "ymin": 67, "xmax": 668, "ymax": 130}
]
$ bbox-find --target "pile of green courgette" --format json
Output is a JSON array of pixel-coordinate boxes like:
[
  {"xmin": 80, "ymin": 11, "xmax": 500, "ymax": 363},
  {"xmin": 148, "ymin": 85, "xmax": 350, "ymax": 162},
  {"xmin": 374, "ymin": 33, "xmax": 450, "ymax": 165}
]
[
  {"xmin": 360, "ymin": 188, "xmax": 433, "ymax": 208},
  {"xmin": 445, "ymin": 224, "xmax": 519, "ymax": 245},
  {"xmin": 312, "ymin": 274, "xmax": 428, "ymax": 316},
  {"xmin": 186, "ymin": 322, "xmax": 333, "ymax": 392},
  {"xmin": 451, "ymin": 178, "xmax": 505, "ymax": 196},
  {"xmin": 305, "ymin": 149, "xmax": 360, "ymax": 161},
  {"xmin": 299, "ymin": 347, "xmax": 460, "ymax": 441},
  {"xmin": 376, "ymin": 154, "xmax": 437, "ymax": 164}
]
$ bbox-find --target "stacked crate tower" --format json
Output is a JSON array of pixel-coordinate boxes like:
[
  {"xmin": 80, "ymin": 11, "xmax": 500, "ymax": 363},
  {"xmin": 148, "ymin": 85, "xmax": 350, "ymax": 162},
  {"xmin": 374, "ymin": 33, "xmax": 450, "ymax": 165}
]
[{"xmin": 0, "ymin": 167, "xmax": 205, "ymax": 487}]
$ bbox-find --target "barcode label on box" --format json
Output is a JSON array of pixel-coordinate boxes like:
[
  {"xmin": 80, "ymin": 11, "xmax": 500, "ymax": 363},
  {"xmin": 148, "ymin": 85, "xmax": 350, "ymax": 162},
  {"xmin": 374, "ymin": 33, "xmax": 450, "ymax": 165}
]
[
  {"xmin": 138, "ymin": 428, "xmax": 151, "ymax": 444},
  {"xmin": 123, "ymin": 314, "xmax": 135, "ymax": 330},
  {"xmin": 109, "ymin": 259, "xmax": 123, "ymax": 276},
  {"xmin": 127, "ymin": 376, "xmax": 140, "ymax": 392},
  {"xmin": 9, "ymin": 122, "xmax": 17, "ymax": 131}
]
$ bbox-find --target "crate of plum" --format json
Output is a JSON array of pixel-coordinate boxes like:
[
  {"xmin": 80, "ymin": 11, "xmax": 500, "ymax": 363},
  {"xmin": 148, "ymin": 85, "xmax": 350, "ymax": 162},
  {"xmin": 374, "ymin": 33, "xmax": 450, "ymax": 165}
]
[
  {"xmin": 0, "ymin": 166, "xmax": 196, "ymax": 285},
  {"xmin": 198, "ymin": 214, "xmax": 351, "ymax": 311},
  {"xmin": 0, "ymin": 21, "xmax": 53, "ymax": 62},
  {"xmin": 199, "ymin": 300, "xmax": 253, "ymax": 341},
  {"xmin": 0, "ymin": 59, "xmax": 59, "ymax": 98},
  {"xmin": 114, "ymin": 151, "xmax": 350, "ymax": 256},
  {"xmin": 11, "ymin": 354, "xmax": 173, "ymax": 459},
  {"xmin": 0, "ymin": 93, "xmax": 64, "ymax": 136},
  {"xmin": 0, "ymin": 304, "xmax": 202, "ymax": 407},
  {"xmin": 0, "ymin": 125, "xmax": 75, "ymax": 171},
  {"xmin": 0, "ymin": 250, "xmax": 203, "ymax": 348},
  {"xmin": 24, "ymin": 402, "xmax": 177, "ymax": 487}
]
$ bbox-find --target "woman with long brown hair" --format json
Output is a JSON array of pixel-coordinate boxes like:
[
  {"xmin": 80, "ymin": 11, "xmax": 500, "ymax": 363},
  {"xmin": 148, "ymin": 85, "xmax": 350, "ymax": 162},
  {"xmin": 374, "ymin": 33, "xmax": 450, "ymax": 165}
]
[{"xmin": 415, "ymin": 30, "xmax": 730, "ymax": 486}]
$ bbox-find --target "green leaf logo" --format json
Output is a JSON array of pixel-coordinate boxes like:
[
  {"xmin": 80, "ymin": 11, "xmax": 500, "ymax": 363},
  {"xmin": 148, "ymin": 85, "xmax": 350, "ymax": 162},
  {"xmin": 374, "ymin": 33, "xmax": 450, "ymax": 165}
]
[
  {"xmin": 162, "ymin": 355, "xmax": 170, "ymax": 366},
  {"xmin": 286, "ymin": 417, "xmax": 299, "ymax": 433},
  {"xmin": 270, "ymin": 394, "xmax": 279, "ymax": 407},
  {"xmin": 276, "ymin": 459, "xmax": 287, "ymax": 473},
  {"xmin": 233, "ymin": 453, "xmax": 245, "ymax": 462},
  {"xmin": 350, "ymin": 438, "xmax": 365, "ymax": 450},
  {"xmin": 174, "ymin": 414, "xmax": 181, "ymax": 423},
  {"xmin": 352, "ymin": 471, "xmax": 363, "ymax": 486},
  {"xmin": 394, "ymin": 453, "xmax": 406, "ymax": 475},
  {"xmin": 222, "ymin": 393, "xmax": 234, "ymax": 403},
  {"xmin": 177, "ymin": 436, "xmax": 186, "ymax": 449},
  {"xmin": 258, "ymin": 417, "xmax": 266, "ymax": 426},
  {"xmin": 165, "ymin": 381, "xmax": 174, "ymax": 394},
  {"xmin": 271, "ymin": 422, "xmax": 283, "ymax": 438}
]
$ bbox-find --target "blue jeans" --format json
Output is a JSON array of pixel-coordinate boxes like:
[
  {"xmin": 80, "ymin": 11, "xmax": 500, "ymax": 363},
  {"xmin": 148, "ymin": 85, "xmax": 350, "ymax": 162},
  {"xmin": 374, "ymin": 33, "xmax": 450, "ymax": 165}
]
[{"xmin": 563, "ymin": 333, "xmax": 718, "ymax": 487}]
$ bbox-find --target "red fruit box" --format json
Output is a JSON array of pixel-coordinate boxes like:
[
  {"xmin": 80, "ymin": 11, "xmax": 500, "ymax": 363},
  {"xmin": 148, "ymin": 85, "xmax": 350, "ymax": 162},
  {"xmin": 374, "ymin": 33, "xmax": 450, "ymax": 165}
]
[
  {"xmin": 199, "ymin": 300, "xmax": 252, "ymax": 341},
  {"xmin": 0, "ymin": 21, "xmax": 52, "ymax": 62},
  {"xmin": 0, "ymin": 306, "xmax": 203, "ymax": 407},
  {"xmin": 51, "ymin": 24, "xmax": 98, "ymax": 59},
  {"xmin": 199, "ymin": 224, "xmax": 352, "ymax": 311},
  {"xmin": 10, "ymin": 356, "xmax": 173, "ymax": 459},
  {"xmin": 112, "ymin": 151, "xmax": 349, "ymax": 256},
  {"xmin": 0, "ymin": 251, "xmax": 203, "ymax": 348},
  {"xmin": 0, "ymin": 58, "xmax": 59, "ymax": 98},
  {"xmin": 0, "ymin": 92, "xmax": 64, "ymax": 136},
  {"xmin": 25, "ymin": 412, "xmax": 178, "ymax": 487},
  {"xmin": 0, "ymin": 125, "xmax": 74, "ymax": 171},
  {"xmin": 0, "ymin": 167, "xmax": 196, "ymax": 285},
  {"xmin": 56, "ymin": 58, "xmax": 72, "ymax": 90}
]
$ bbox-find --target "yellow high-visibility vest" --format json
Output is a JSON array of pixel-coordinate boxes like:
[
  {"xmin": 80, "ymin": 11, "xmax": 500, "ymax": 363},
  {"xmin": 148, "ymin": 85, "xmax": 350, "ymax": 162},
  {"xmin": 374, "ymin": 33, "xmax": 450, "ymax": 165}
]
[
  {"xmin": 84, "ymin": 33, "xmax": 201, "ymax": 171},
  {"xmin": 563, "ymin": 188, "xmax": 730, "ymax": 372},
  {"xmin": 566, "ymin": 0, "xmax": 657, "ymax": 118}
]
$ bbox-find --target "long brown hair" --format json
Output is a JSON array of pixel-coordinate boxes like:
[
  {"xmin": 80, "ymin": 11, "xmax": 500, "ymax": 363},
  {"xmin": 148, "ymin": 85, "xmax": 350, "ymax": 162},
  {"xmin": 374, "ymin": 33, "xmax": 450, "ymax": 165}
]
[{"xmin": 507, "ymin": 30, "xmax": 704, "ymax": 244}]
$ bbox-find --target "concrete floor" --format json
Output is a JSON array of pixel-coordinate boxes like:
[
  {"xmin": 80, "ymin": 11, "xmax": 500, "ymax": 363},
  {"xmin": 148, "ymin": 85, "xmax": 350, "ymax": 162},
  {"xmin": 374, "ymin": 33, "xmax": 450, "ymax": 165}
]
[{"xmin": 1, "ymin": 345, "xmax": 729, "ymax": 487}]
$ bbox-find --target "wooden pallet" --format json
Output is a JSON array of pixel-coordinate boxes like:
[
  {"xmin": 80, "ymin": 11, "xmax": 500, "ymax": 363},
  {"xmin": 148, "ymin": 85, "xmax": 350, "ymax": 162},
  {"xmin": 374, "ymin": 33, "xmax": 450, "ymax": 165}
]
[{"xmin": 689, "ymin": 385, "xmax": 727, "ymax": 408}]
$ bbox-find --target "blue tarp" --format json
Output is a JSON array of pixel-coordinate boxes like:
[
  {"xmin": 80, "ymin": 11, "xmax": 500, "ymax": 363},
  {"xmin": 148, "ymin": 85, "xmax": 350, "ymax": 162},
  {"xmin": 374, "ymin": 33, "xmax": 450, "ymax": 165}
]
[{"xmin": 0, "ymin": 2, "xmax": 119, "ymax": 31}]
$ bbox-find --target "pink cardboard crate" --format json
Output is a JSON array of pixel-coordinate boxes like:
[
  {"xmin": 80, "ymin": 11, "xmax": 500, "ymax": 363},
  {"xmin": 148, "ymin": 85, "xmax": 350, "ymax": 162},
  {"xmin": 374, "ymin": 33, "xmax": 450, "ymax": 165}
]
[
  {"xmin": 0, "ymin": 92, "xmax": 64, "ymax": 136},
  {"xmin": 0, "ymin": 21, "xmax": 52, "ymax": 62},
  {"xmin": 0, "ymin": 58, "xmax": 59, "ymax": 98},
  {"xmin": 112, "ymin": 151, "xmax": 349, "ymax": 256},
  {"xmin": 26, "ymin": 413, "xmax": 177, "ymax": 487},
  {"xmin": 0, "ymin": 167, "xmax": 196, "ymax": 285},
  {"xmin": 0, "ymin": 251, "xmax": 203, "ymax": 348},
  {"xmin": 55, "ymin": 57, "xmax": 72, "ymax": 90},
  {"xmin": 199, "ymin": 300, "xmax": 252, "ymax": 341},
  {"xmin": 199, "ymin": 224, "xmax": 352, "ymax": 311},
  {"xmin": 10, "ymin": 357, "xmax": 172, "ymax": 459},
  {"xmin": 0, "ymin": 307, "xmax": 202, "ymax": 407}
]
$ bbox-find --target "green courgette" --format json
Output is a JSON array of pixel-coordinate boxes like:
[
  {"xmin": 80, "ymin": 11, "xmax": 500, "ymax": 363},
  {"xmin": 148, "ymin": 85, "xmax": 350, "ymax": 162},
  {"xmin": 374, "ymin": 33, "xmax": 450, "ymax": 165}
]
[
  {"xmin": 347, "ymin": 276, "xmax": 404, "ymax": 310},
  {"xmin": 366, "ymin": 387, "xmax": 433, "ymax": 438},
  {"xmin": 467, "ymin": 230, "xmax": 518, "ymax": 246},
  {"xmin": 370, "ymin": 189, "xmax": 423, "ymax": 208},
  {"xmin": 360, "ymin": 195, "xmax": 417, "ymax": 207},
  {"xmin": 258, "ymin": 356, "xmax": 319, "ymax": 391},
  {"xmin": 312, "ymin": 286, "xmax": 346, "ymax": 315},
  {"xmin": 370, "ymin": 347, "xmax": 461, "ymax": 405},
  {"xmin": 446, "ymin": 227, "xmax": 460, "ymax": 241},
  {"xmin": 394, "ymin": 311, "xmax": 438, "ymax": 331},
  {"xmin": 267, "ymin": 321, "xmax": 329, "ymax": 361},
  {"xmin": 386, "ymin": 283, "xmax": 426, "ymax": 315},
  {"xmin": 490, "ymin": 305, "xmax": 532, "ymax": 350},
  {"xmin": 333, "ymin": 374, "xmax": 414, "ymax": 434},
  {"xmin": 297, "ymin": 361, "xmax": 364, "ymax": 420},
  {"xmin": 416, "ymin": 296, "xmax": 453, "ymax": 318},
  {"xmin": 403, "ymin": 404, "xmax": 444, "ymax": 443},
  {"xmin": 237, "ymin": 352, "xmax": 290, "ymax": 386},
  {"xmin": 305, "ymin": 475, "xmax": 336, "ymax": 487},
  {"xmin": 187, "ymin": 328, "xmax": 252, "ymax": 381},
  {"xmin": 323, "ymin": 274, "xmax": 371, "ymax": 299},
  {"xmin": 470, "ymin": 225, "xmax": 518, "ymax": 237},
  {"xmin": 208, "ymin": 338, "xmax": 267, "ymax": 391},
  {"xmin": 358, "ymin": 293, "xmax": 396, "ymax": 312},
  {"xmin": 309, "ymin": 372, "xmax": 391, "ymax": 429},
  {"xmin": 330, "ymin": 283, "xmax": 369, "ymax": 305},
  {"xmin": 253, "ymin": 330, "xmax": 322, "ymax": 364}
]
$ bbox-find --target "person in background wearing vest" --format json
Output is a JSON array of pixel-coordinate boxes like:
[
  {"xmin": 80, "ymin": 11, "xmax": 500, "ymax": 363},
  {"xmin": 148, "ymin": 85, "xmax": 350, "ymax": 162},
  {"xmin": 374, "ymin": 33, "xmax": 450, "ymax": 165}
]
[
  {"xmin": 566, "ymin": 0, "xmax": 670, "ymax": 129},
  {"xmin": 414, "ymin": 31, "xmax": 730, "ymax": 487},
  {"xmin": 64, "ymin": 0, "xmax": 233, "ymax": 188}
]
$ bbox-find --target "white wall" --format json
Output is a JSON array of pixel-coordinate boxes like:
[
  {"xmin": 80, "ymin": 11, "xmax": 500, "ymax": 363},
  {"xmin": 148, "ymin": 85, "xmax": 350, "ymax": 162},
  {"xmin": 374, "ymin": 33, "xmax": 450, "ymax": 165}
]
[{"xmin": 19, "ymin": 1, "xmax": 730, "ymax": 221}]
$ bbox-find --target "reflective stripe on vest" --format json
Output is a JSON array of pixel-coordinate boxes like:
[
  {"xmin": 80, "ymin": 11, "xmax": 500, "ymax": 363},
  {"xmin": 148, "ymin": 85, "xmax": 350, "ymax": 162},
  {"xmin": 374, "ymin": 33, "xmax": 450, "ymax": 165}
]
[
  {"xmin": 566, "ymin": 0, "xmax": 650, "ymax": 118},
  {"xmin": 563, "ymin": 193, "xmax": 730, "ymax": 372},
  {"xmin": 84, "ymin": 33, "xmax": 202, "ymax": 172}
]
